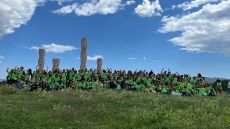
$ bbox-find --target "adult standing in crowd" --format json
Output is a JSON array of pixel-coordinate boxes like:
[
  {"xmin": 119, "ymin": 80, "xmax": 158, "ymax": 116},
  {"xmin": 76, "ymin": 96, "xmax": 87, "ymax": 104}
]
[
  {"xmin": 216, "ymin": 79, "xmax": 222, "ymax": 95},
  {"xmin": 228, "ymin": 81, "xmax": 230, "ymax": 94}
]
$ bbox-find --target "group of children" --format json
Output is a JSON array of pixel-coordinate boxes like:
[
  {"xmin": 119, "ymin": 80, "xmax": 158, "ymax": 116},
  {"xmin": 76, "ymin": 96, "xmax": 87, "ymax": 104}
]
[{"xmin": 6, "ymin": 67, "xmax": 224, "ymax": 96}]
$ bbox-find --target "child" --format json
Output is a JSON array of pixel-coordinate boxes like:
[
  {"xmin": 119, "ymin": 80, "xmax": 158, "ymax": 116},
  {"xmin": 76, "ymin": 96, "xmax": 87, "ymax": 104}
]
[
  {"xmin": 161, "ymin": 85, "xmax": 168, "ymax": 94},
  {"xmin": 171, "ymin": 84, "xmax": 181, "ymax": 96},
  {"xmin": 29, "ymin": 78, "xmax": 38, "ymax": 92},
  {"xmin": 216, "ymin": 79, "xmax": 222, "ymax": 95},
  {"xmin": 198, "ymin": 86, "xmax": 207, "ymax": 96},
  {"xmin": 145, "ymin": 86, "xmax": 154, "ymax": 93},
  {"xmin": 206, "ymin": 84, "xmax": 216, "ymax": 96}
]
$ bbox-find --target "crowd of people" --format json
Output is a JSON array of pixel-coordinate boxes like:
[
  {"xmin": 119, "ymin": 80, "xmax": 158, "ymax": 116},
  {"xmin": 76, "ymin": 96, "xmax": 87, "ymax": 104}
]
[{"xmin": 5, "ymin": 67, "xmax": 226, "ymax": 96}]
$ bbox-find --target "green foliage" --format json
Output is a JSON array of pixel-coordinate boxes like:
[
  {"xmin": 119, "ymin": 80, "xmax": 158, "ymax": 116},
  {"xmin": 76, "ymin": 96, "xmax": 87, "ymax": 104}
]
[{"xmin": 0, "ymin": 86, "xmax": 229, "ymax": 129}]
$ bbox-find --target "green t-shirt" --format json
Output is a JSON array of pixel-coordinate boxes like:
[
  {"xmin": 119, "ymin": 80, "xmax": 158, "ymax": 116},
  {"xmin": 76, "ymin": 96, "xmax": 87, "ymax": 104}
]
[
  {"xmin": 115, "ymin": 84, "xmax": 121, "ymax": 91},
  {"xmin": 62, "ymin": 73, "xmax": 67, "ymax": 81},
  {"xmin": 146, "ymin": 78, "xmax": 152, "ymax": 85},
  {"xmin": 91, "ymin": 81, "xmax": 99, "ymax": 89},
  {"xmin": 164, "ymin": 77, "xmax": 170, "ymax": 83},
  {"xmin": 206, "ymin": 87, "xmax": 212, "ymax": 94},
  {"xmin": 47, "ymin": 77, "xmax": 52, "ymax": 84},
  {"xmin": 186, "ymin": 89, "xmax": 192, "ymax": 96},
  {"xmin": 54, "ymin": 76, "xmax": 60, "ymax": 82},
  {"xmin": 190, "ymin": 79, "xmax": 196, "ymax": 85},
  {"xmin": 76, "ymin": 73, "xmax": 81, "ymax": 81},
  {"xmin": 103, "ymin": 82, "xmax": 110, "ymax": 89},
  {"xmin": 72, "ymin": 79, "xmax": 78, "ymax": 85},
  {"xmin": 198, "ymin": 88, "xmax": 206, "ymax": 96},
  {"xmin": 173, "ymin": 78, "xmax": 178, "ymax": 84},
  {"xmin": 102, "ymin": 73, "xmax": 108, "ymax": 80},
  {"xmin": 156, "ymin": 85, "xmax": 162, "ymax": 91},
  {"xmin": 77, "ymin": 82, "xmax": 83, "ymax": 90},
  {"xmin": 12, "ymin": 73, "xmax": 17, "ymax": 80},
  {"xmin": 186, "ymin": 83, "xmax": 193, "ymax": 89},
  {"xmin": 94, "ymin": 74, "xmax": 99, "ymax": 80},
  {"xmin": 135, "ymin": 85, "xmax": 142, "ymax": 91},
  {"xmin": 70, "ymin": 72, "xmax": 75, "ymax": 80},
  {"xmin": 217, "ymin": 82, "xmax": 222, "ymax": 88},
  {"xmin": 161, "ymin": 87, "xmax": 168, "ymax": 93},
  {"xmin": 136, "ymin": 77, "xmax": 141, "ymax": 83},
  {"xmin": 18, "ymin": 71, "xmax": 23, "ymax": 78},
  {"xmin": 140, "ymin": 84, "xmax": 146, "ymax": 91},
  {"xmin": 179, "ymin": 82, "xmax": 186, "ymax": 89},
  {"xmin": 175, "ymin": 88, "xmax": 180, "ymax": 93},
  {"xmin": 150, "ymin": 85, "xmax": 156, "ymax": 91}
]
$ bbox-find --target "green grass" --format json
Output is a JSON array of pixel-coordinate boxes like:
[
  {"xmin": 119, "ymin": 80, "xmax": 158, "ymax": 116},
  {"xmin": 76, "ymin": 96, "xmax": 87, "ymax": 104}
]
[{"xmin": 0, "ymin": 85, "xmax": 229, "ymax": 129}]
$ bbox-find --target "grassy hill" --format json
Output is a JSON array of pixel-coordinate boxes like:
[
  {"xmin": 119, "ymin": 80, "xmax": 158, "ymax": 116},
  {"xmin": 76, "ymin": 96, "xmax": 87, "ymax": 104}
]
[
  {"xmin": 205, "ymin": 77, "xmax": 229, "ymax": 83},
  {"xmin": 0, "ymin": 85, "xmax": 229, "ymax": 129}
]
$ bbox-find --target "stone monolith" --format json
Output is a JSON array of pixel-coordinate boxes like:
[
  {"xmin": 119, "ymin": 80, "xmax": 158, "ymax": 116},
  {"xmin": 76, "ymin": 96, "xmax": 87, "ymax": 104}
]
[
  {"xmin": 80, "ymin": 37, "xmax": 87, "ymax": 70},
  {"xmin": 52, "ymin": 58, "xmax": 60, "ymax": 71},
  {"xmin": 38, "ymin": 48, "xmax": 45, "ymax": 72},
  {"xmin": 97, "ymin": 58, "xmax": 103, "ymax": 75}
]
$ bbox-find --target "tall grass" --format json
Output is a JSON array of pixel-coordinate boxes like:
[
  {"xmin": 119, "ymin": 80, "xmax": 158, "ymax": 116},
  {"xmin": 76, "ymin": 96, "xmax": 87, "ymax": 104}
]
[{"xmin": 0, "ymin": 85, "xmax": 229, "ymax": 129}]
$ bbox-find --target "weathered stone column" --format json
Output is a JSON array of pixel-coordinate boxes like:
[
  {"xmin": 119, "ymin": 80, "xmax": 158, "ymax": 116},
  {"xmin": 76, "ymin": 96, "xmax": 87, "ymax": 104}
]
[
  {"xmin": 80, "ymin": 37, "xmax": 87, "ymax": 70},
  {"xmin": 52, "ymin": 58, "xmax": 60, "ymax": 71},
  {"xmin": 97, "ymin": 58, "xmax": 103, "ymax": 75},
  {"xmin": 38, "ymin": 48, "xmax": 45, "ymax": 72}
]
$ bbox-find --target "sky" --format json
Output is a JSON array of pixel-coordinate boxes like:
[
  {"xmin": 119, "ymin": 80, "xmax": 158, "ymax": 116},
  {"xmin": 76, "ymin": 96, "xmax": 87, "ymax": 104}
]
[{"xmin": 0, "ymin": 0, "xmax": 230, "ymax": 79}]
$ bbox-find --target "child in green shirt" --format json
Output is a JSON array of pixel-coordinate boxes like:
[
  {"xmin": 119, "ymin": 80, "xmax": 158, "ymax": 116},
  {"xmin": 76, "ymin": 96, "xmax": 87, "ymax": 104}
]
[{"xmin": 216, "ymin": 79, "xmax": 222, "ymax": 94}]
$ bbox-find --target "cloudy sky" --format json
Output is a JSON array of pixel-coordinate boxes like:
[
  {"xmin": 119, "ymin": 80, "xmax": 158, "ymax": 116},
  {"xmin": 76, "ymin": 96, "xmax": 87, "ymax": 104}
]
[{"xmin": 0, "ymin": 0, "xmax": 230, "ymax": 79}]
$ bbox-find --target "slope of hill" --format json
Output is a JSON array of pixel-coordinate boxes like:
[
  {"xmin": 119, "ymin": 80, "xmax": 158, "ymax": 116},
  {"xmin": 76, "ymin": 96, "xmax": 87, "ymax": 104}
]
[{"xmin": 205, "ymin": 77, "xmax": 229, "ymax": 83}]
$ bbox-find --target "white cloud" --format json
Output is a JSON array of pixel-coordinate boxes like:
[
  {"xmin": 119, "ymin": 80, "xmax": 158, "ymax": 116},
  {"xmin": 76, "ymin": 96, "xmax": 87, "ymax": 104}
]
[
  {"xmin": 159, "ymin": 0, "xmax": 230, "ymax": 55},
  {"xmin": 0, "ymin": 56, "xmax": 4, "ymax": 60},
  {"xmin": 0, "ymin": 55, "xmax": 4, "ymax": 63},
  {"xmin": 175, "ymin": 0, "xmax": 219, "ymax": 11},
  {"xmin": 28, "ymin": 43, "xmax": 77, "ymax": 53},
  {"xmin": 50, "ymin": 0, "xmax": 74, "ymax": 5},
  {"xmin": 126, "ymin": 0, "xmax": 135, "ymax": 5},
  {"xmin": 75, "ymin": 57, "xmax": 80, "ymax": 60},
  {"xmin": 128, "ymin": 57, "xmax": 138, "ymax": 60},
  {"xmin": 0, "ymin": 0, "xmax": 79, "ymax": 37},
  {"xmin": 0, "ymin": 0, "xmax": 45, "ymax": 37},
  {"xmin": 53, "ymin": 0, "xmax": 125, "ymax": 16},
  {"xmin": 134, "ymin": 0, "xmax": 163, "ymax": 17},
  {"xmin": 87, "ymin": 55, "xmax": 103, "ymax": 61}
]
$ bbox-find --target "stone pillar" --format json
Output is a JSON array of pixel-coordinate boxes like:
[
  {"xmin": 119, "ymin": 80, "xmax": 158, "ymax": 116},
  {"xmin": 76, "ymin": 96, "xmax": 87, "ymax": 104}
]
[
  {"xmin": 52, "ymin": 58, "xmax": 60, "ymax": 71},
  {"xmin": 97, "ymin": 58, "xmax": 103, "ymax": 75},
  {"xmin": 38, "ymin": 48, "xmax": 45, "ymax": 72},
  {"xmin": 80, "ymin": 37, "xmax": 87, "ymax": 70}
]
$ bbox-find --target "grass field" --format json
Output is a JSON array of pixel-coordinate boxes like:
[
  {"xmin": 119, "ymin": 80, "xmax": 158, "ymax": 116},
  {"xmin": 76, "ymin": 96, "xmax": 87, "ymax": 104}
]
[{"xmin": 0, "ymin": 85, "xmax": 229, "ymax": 129}]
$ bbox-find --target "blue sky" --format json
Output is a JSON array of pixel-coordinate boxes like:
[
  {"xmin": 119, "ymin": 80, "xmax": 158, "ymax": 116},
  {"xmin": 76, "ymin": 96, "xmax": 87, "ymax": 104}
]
[{"xmin": 0, "ymin": 0, "xmax": 230, "ymax": 79}]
